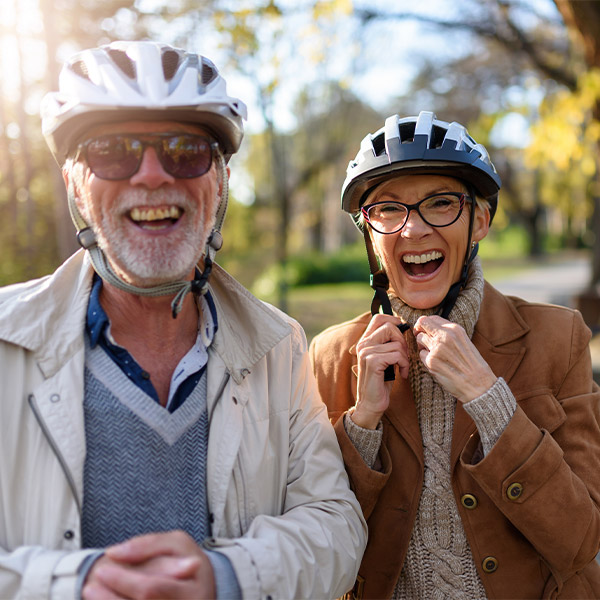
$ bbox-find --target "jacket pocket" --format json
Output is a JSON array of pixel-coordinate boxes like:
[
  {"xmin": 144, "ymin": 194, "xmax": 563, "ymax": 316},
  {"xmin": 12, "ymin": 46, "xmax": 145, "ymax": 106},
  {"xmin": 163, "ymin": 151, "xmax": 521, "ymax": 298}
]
[{"xmin": 516, "ymin": 391, "xmax": 566, "ymax": 433}]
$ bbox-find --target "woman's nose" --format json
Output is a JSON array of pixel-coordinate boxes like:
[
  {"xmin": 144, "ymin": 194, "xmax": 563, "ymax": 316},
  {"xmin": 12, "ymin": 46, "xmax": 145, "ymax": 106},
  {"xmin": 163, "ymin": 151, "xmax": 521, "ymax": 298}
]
[{"xmin": 401, "ymin": 207, "xmax": 432, "ymax": 237}]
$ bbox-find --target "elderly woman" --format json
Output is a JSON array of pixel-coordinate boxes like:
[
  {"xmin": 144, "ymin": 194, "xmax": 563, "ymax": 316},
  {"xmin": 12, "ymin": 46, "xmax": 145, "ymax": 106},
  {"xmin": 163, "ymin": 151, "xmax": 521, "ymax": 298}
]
[{"xmin": 310, "ymin": 111, "xmax": 600, "ymax": 599}]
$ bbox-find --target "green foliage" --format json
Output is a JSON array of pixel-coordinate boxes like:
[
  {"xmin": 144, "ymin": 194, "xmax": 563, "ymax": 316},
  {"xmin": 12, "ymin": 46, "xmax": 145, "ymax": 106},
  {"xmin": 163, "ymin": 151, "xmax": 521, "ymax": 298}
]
[
  {"xmin": 526, "ymin": 69, "xmax": 600, "ymax": 175},
  {"xmin": 252, "ymin": 244, "xmax": 370, "ymax": 298},
  {"xmin": 478, "ymin": 225, "xmax": 531, "ymax": 260}
]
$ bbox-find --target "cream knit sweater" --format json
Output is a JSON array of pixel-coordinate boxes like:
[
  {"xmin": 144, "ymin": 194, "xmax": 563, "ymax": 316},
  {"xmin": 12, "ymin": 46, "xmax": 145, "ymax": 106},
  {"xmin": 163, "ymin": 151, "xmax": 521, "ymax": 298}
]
[{"xmin": 345, "ymin": 259, "xmax": 517, "ymax": 599}]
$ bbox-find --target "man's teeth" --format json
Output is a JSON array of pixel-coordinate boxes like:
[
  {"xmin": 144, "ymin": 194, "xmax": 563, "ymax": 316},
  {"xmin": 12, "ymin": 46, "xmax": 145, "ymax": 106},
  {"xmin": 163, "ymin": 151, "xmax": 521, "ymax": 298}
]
[
  {"xmin": 130, "ymin": 206, "xmax": 181, "ymax": 222},
  {"xmin": 403, "ymin": 251, "xmax": 443, "ymax": 264}
]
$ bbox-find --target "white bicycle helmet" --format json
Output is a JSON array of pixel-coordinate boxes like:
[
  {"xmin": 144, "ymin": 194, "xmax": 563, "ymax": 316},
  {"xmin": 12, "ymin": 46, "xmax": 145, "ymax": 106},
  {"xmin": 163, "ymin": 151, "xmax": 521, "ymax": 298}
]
[
  {"xmin": 41, "ymin": 41, "xmax": 248, "ymax": 317},
  {"xmin": 342, "ymin": 111, "xmax": 501, "ymax": 223},
  {"xmin": 41, "ymin": 40, "xmax": 247, "ymax": 164}
]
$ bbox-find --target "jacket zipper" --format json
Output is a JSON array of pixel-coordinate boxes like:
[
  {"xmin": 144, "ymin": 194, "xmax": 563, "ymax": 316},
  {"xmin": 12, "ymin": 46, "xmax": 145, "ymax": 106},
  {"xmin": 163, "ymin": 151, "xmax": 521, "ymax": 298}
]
[{"xmin": 28, "ymin": 393, "xmax": 82, "ymax": 515}]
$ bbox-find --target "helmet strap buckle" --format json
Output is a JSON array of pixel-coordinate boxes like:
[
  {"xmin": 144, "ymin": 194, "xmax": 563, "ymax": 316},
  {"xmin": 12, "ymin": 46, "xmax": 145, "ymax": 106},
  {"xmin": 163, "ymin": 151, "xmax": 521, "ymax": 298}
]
[{"xmin": 76, "ymin": 227, "xmax": 96, "ymax": 249}]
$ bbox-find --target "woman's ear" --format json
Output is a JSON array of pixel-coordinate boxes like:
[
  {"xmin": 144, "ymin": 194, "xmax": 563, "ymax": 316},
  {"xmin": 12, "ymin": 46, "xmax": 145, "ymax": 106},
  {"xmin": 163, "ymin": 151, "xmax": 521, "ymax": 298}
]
[{"xmin": 472, "ymin": 203, "xmax": 491, "ymax": 244}]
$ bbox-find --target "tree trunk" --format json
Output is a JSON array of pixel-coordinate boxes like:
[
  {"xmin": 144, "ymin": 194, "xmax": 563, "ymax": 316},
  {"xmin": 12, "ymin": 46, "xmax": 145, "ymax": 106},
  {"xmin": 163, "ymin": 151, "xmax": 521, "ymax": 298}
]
[
  {"xmin": 0, "ymin": 77, "xmax": 18, "ymax": 261},
  {"xmin": 260, "ymin": 90, "xmax": 289, "ymax": 312},
  {"xmin": 554, "ymin": 1, "xmax": 600, "ymax": 326},
  {"xmin": 16, "ymin": 18, "xmax": 36, "ymax": 279},
  {"xmin": 39, "ymin": 0, "xmax": 79, "ymax": 261}
]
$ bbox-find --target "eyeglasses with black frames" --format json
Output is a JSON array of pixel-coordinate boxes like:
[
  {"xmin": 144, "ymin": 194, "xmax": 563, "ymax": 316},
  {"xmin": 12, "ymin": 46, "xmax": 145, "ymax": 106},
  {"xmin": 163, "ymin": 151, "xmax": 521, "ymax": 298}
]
[
  {"xmin": 75, "ymin": 133, "xmax": 219, "ymax": 180},
  {"xmin": 361, "ymin": 192, "xmax": 468, "ymax": 235}
]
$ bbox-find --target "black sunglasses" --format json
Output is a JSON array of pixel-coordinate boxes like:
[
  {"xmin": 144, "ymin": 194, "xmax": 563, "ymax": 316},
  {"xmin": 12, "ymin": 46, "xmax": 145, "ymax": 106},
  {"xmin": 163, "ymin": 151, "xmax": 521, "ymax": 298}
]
[{"xmin": 75, "ymin": 133, "xmax": 219, "ymax": 180}]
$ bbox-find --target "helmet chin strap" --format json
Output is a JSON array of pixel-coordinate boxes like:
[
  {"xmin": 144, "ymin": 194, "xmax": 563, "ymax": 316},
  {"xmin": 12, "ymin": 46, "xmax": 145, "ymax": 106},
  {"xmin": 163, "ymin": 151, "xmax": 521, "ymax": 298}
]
[{"xmin": 67, "ymin": 151, "xmax": 229, "ymax": 319}]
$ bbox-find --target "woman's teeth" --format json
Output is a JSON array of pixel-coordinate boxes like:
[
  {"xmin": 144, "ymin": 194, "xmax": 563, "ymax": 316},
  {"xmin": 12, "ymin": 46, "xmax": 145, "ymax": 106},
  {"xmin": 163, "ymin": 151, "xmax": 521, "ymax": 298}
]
[{"xmin": 403, "ymin": 250, "xmax": 443, "ymax": 264}]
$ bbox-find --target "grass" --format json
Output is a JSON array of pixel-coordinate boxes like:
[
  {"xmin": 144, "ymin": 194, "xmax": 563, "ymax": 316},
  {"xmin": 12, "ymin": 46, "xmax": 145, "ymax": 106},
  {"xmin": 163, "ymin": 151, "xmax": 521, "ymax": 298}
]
[{"xmin": 280, "ymin": 282, "xmax": 373, "ymax": 343}]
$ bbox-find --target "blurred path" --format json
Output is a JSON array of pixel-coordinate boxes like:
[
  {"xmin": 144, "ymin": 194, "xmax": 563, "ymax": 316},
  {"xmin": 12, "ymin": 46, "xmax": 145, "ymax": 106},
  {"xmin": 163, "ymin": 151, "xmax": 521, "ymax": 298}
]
[{"xmin": 489, "ymin": 253, "xmax": 590, "ymax": 307}]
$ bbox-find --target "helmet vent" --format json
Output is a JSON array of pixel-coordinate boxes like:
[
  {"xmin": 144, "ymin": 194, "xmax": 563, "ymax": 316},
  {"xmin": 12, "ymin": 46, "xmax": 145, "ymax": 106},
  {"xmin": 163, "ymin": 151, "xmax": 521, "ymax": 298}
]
[
  {"xmin": 161, "ymin": 50, "xmax": 181, "ymax": 80},
  {"xmin": 399, "ymin": 122, "xmax": 416, "ymax": 143},
  {"xmin": 200, "ymin": 62, "xmax": 217, "ymax": 85},
  {"xmin": 107, "ymin": 49, "xmax": 136, "ymax": 79},
  {"xmin": 372, "ymin": 133, "xmax": 386, "ymax": 157},
  {"xmin": 431, "ymin": 125, "xmax": 446, "ymax": 148},
  {"xmin": 70, "ymin": 60, "xmax": 91, "ymax": 82}
]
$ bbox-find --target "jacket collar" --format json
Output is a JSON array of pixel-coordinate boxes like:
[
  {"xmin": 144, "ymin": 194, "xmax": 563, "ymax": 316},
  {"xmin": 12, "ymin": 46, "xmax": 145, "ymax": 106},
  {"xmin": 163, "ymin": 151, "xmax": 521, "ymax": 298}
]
[
  {"xmin": 0, "ymin": 250, "xmax": 93, "ymax": 378},
  {"xmin": 0, "ymin": 251, "xmax": 291, "ymax": 384},
  {"xmin": 207, "ymin": 263, "xmax": 291, "ymax": 384},
  {"xmin": 451, "ymin": 281, "xmax": 529, "ymax": 465}
]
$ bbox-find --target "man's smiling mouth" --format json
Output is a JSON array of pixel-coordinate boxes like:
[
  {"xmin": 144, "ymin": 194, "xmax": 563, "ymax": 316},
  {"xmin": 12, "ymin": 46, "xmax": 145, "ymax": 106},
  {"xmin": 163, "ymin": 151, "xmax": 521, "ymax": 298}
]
[{"xmin": 129, "ymin": 206, "xmax": 182, "ymax": 230}]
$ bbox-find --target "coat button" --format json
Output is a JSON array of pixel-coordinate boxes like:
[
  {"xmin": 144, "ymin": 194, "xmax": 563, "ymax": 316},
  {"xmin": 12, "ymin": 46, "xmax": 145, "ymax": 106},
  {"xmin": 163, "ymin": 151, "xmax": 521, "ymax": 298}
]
[
  {"xmin": 50, "ymin": 394, "xmax": 60, "ymax": 403},
  {"xmin": 507, "ymin": 482, "xmax": 523, "ymax": 500},
  {"xmin": 461, "ymin": 494, "xmax": 478, "ymax": 509},
  {"xmin": 482, "ymin": 556, "xmax": 498, "ymax": 573},
  {"xmin": 63, "ymin": 530, "xmax": 74, "ymax": 540}
]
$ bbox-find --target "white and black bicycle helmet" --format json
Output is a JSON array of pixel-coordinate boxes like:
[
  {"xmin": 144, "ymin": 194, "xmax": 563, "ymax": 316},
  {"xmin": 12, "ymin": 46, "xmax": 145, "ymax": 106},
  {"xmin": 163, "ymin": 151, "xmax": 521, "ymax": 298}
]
[
  {"xmin": 41, "ymin": 40, "xmax": 247, "ymax": 164},
  {"xmin": 41, "ymin": 41, "xmax": 248, "ymax": 317},
  {"xmin": 342, "ymin": 111, "xmax": 501, "ymax": 223}
]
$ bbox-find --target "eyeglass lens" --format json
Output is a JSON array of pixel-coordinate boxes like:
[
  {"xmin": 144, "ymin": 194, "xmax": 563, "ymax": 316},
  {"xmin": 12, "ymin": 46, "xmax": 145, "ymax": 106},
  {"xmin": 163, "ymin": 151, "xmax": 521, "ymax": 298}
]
[
  {"xmin": 363, "ymin": 193, "xmax": 465, "ymax": 234},
  {"xmin": 83, "ymin": 134, "xmax": 215, "ymax": 180}
]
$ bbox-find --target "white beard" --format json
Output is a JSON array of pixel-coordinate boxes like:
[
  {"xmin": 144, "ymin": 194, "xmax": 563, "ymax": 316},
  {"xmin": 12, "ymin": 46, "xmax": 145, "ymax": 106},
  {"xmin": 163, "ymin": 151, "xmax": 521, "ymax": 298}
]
[{"xmin": 92, "ymin": 187, "xmax": 216, "ymax": 287}]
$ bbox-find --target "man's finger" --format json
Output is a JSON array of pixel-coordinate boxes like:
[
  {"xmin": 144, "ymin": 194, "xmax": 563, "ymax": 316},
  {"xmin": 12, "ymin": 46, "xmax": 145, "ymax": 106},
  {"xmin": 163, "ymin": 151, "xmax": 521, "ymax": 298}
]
[
  {"xmin": 106, "ymin": 531, "xmax": 196, "ymax": 563},
  {"xmin": 83, "ymin": 579, "xmax": 126, "ymax": 600}
]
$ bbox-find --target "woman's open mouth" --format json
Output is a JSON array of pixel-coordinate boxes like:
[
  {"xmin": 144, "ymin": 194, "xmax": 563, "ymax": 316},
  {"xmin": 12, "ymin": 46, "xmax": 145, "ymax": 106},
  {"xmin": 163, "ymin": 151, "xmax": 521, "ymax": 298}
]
[
  {"xmin": 402, "ymin": 250, "xmax": 444, "ymax": 276},
  {"xmin": 128, "ymin": 206, "xmax": 182, "ymax": 230}
]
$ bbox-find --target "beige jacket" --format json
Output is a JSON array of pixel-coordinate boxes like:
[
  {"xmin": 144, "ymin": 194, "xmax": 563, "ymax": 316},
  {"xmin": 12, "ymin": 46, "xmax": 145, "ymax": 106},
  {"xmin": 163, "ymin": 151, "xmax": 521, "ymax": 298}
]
[{"xmin": 0, "ymin": 250, "xmax": 366, "ymax": 599}]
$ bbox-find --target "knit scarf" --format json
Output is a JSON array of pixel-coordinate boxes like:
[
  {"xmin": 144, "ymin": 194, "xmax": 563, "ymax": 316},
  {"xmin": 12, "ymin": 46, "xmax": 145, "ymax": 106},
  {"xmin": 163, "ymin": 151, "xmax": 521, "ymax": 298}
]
[{"xmin": 389, "ymin": 257, "xmax": 488, "ymax": 600}]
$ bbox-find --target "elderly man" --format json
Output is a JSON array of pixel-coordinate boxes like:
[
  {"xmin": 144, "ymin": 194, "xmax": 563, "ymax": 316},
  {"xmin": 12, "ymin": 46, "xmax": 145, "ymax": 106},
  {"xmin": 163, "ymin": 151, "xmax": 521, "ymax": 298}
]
[{"xmin": 0, "ymin": 41, "xmax": 366, "ymax": 599}]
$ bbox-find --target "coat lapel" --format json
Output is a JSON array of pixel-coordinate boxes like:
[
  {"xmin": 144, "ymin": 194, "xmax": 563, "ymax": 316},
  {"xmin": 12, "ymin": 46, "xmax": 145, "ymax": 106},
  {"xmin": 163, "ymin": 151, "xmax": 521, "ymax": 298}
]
[
  {"xmin": 451, "ymin": 282, "xmax": 529, "ymax": 467},
  {"xmin": 384, "ymin": 375, "xmax": 424, "ymax": 463}
]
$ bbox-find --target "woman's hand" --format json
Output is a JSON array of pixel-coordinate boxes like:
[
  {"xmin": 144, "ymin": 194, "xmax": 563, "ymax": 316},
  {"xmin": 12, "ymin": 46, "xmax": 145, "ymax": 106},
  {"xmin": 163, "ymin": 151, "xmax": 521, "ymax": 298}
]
[
  {"xmin": 352, "ymin": 314, "xmax": 410, "ymax": 429},
  {"xmin": 413, "ymin": 315, "xmax": 497, "ymax": 403}
]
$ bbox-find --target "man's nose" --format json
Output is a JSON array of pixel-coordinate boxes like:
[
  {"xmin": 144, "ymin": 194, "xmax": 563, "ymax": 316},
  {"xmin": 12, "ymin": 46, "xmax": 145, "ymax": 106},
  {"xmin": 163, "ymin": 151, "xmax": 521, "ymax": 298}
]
[{"xmin": 129, "ymin": 147, "xmax": 175, "ymax": 188}]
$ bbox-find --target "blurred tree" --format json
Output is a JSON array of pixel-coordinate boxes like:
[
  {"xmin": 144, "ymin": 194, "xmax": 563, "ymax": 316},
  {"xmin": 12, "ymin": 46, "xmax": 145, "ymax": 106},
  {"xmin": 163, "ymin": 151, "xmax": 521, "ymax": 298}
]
[
  {"xmin": 0, "ymin": 0, "xmax": 155, "ymax": 285},
  {"xmin": 164, "ymin": 0, "xmax": 358, "ymax": 310},
  {"xmin": 550, "ymin": 0, "xmax": 600, "ymax": 325}
]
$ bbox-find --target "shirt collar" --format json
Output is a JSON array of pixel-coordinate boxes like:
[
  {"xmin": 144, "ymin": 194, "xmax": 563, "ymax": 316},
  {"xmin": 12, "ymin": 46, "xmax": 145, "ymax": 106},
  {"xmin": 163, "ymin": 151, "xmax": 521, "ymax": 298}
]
[{"xmin": 86, "ymin": 273, "xmax": 218, "ymax": 349}]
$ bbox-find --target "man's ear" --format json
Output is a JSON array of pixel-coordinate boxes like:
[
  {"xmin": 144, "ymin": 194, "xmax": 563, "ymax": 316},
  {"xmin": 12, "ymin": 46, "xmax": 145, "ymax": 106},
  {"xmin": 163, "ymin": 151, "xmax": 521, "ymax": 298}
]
[
  {"xmin": 217, "ymin": 165, "xmax": 231, "ymax": 198},
  {"xmin": 62, "ymin": 167, "xmax": 70, "ymax": 190}
]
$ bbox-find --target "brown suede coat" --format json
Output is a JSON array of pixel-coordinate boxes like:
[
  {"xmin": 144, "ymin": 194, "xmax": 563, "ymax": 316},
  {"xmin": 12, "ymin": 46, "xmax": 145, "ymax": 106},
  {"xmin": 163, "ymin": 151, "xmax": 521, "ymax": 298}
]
[{"xmin": 310, "ymin": 281, "xmax": 600, "ymax": 599}]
